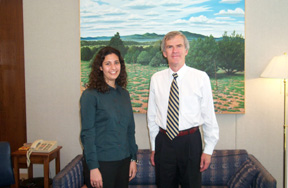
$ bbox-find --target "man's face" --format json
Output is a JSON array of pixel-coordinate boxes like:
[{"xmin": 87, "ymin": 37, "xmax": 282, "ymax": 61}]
[{"xmin": 163, "ymin": 35, "xmax": 188, "ymax": 70}]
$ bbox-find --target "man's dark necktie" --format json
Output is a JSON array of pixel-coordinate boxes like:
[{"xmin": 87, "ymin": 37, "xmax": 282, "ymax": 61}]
[{"xmin": 166, "ymin": 73, "xmax": 179, "ymax": 140}]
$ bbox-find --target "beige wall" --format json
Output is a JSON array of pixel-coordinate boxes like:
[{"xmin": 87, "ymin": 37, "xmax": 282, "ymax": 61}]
[{"xmin": 23, "ymin": 0, "xmax": 288, "ymax": 187}]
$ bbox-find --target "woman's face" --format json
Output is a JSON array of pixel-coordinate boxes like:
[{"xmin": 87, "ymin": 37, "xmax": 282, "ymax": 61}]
[{"xmin": 100, "ymin": 53, "xmax": 121, "ymax": 87}]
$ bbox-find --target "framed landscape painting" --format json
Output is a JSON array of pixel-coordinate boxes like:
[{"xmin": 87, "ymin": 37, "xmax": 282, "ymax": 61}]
[{"xmin": 80, "ymin": 0, "xmax": 245, "ymax": 114}]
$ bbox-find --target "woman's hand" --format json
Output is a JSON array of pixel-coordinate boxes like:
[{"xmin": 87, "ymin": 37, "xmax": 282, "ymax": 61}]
[
  {"xmin": 90, "ymin": 168, "xmax": 103, "ymax": 188},
  {"xmin": 129, "ymin": 161, "xmax": 137, "ymax": 181}
]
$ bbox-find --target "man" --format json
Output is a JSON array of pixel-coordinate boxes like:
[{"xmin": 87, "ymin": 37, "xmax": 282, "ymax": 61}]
[{"xmin": 147, "ymin": 31, "xmax": 219, "ymax": 188}]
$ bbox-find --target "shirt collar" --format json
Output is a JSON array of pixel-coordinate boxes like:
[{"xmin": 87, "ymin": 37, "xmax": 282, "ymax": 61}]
[
  {"xmin": 168, "ymin": 64, "xmax": 188, "ymax": 81},
  {"xmin": 108, "ymin": 83, "xmax": 122, "ymax": 93}
]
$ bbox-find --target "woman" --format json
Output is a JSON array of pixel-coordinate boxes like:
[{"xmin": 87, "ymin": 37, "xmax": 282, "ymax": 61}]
[{"xmin": 80, "ymin": 46, "xmax": 138, "ymax": 188}]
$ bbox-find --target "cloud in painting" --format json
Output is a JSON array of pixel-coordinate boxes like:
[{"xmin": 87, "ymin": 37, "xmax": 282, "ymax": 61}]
[
  {"xmin": 93, "ymin": 0, "xmax": 109, "ymax": 5},
  {"xmin": 174, "ymin": 15, "xmax": 227, "ymax": 26},
  {"xmin": 219, "ymin": 0, "xmax": 241, "ymax": 4},
  {"xmin": 215, "ymin": 8, "xmax": 244, "ymax": 17},
  {"xmin": 124, "ymin": 1, "xmax": 157, "ymax": 9}
]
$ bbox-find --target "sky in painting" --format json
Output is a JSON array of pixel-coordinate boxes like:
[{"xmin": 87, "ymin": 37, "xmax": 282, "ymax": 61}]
[{"xmin": 80, "ymin": 0, "xmax": 245, "ymax": 38}]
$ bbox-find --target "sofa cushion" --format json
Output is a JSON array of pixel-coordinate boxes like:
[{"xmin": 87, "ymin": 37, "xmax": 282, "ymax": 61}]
[
  {"xmin": 202, "ymin": 150, "xmax": 248, "ymax": 186},
  {"xmin": 227, "ymin": 160, "xmax": 259, "ymax": 188}
]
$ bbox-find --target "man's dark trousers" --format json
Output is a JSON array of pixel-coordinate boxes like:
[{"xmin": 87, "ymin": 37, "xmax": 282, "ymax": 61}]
[{"xmin": 155, "ymin": 129, "xmax": 202, "ymax": 188}]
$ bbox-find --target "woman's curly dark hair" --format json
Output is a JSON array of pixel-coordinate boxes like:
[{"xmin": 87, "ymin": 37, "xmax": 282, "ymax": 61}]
[{"xmin": 87, "ymin": 46, "xmax": 127, "ymax": 93}]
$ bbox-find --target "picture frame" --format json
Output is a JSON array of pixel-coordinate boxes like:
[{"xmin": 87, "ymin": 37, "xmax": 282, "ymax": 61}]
[{"xmin": 80, "ymin": 0, "xmax": 245, "ymax": 114}]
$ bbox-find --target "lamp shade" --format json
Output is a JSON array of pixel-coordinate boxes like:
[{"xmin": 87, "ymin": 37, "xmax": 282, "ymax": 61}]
[{"xmin": 261, "ymin": 53, "xmax": 288, "ymax": 79}]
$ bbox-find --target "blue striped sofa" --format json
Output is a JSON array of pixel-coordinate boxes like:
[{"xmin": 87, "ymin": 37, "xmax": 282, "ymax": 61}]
[{"xmin": 52, "ymin": 149, "xmax": 276, "ymax": 188}]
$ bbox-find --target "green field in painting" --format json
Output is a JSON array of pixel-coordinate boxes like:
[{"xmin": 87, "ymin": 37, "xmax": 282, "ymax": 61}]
[{"xmin": 81, "ymin": 61, "xmax": 244, "ymax": 114}]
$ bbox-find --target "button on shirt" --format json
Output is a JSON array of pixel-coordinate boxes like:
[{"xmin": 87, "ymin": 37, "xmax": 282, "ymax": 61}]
[
  {"xmin": 80, "ymin": 85, "xmax": 138, "ymax": 170},
  {"xmin": 147, "ymin": 64, "xmax": 219, "ymax": 155}
]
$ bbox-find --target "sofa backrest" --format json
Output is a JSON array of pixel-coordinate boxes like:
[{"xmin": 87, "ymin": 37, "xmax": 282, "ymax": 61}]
[
  {"xmin": 202, "ymin": 149, "xmax": 248, "ymax": 186},
  {"xmin": 130, "ymin": 149, "xmax": 249, "ymax": 186},
  {"xmin": 52, "ymin": 154, "xmax": 84, "ymax": 188},
  {"xmin": 129, "ymin": 149, "xmax": 156, "ymax": 185}
]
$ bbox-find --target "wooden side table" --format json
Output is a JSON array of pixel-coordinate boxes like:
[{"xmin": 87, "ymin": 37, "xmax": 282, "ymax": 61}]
[{"xmin": 12, "ymin": 146, "xmax": 62, "ymax": 188}]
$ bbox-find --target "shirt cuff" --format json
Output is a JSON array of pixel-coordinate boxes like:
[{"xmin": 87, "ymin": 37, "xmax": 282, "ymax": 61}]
[
  {"xmin": 130, "ymin": 153, "xmax": 137, "ymax": 161},
  {"xmin": 88, "ymin": 161, "xmax": 99, "ymax": 170},
  {"xmin": 203, "ymin": 145, "xmax": 215, "ymax": 155}
]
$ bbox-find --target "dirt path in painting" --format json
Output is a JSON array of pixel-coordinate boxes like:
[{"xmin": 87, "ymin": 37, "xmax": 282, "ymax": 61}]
[{"xmin": 130, "ymin": 89, "xmax": 149, "ymax": 114}]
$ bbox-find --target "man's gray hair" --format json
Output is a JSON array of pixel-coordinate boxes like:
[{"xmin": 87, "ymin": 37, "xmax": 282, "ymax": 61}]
[{"xmin": 161, "ymin": 31, "xmax": 190, "ymax": 52}]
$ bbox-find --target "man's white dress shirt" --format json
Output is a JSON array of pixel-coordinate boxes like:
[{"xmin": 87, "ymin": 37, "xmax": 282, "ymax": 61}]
[{"xmin": 147, "ymin": 64, "xmax": 219, "ymax": 155}]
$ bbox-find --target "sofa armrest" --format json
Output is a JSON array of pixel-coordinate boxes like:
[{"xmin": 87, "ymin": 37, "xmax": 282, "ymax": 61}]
[
  {"xmin": 52, "ymin": 154, "xmax": 84, "ymax": 188},
  {"xmin": 248, "ymin": 155, "xmax": 276, "ymax": 188},
  {"xmin": 129, "ymin": 149, "xmax": 156, "ymax": 185},
  {"xmin": 202, "ymin": 150, "xmax": 249, "ymax": 186}
]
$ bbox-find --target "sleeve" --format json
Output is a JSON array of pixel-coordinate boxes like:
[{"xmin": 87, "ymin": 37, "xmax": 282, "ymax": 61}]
[
  {"xmin": 200, "ymin": 73, "xmax": 219, "ymax": 155},
  {"xmin": 127, "ymin": 93, "xmax": 138, "ymax": 160},
  {"xmin": 147, "ymin": 75, "xmax": 160, "ymax": 151},
  {"xmin": 80, "ymin": 90, "xmax": 100, "ymax": 169}
]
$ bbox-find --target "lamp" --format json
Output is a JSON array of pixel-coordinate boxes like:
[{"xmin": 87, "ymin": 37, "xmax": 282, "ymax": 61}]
[{"xmin": 261, "ymin": 53, "xmax": 288, "ymax": 188}]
